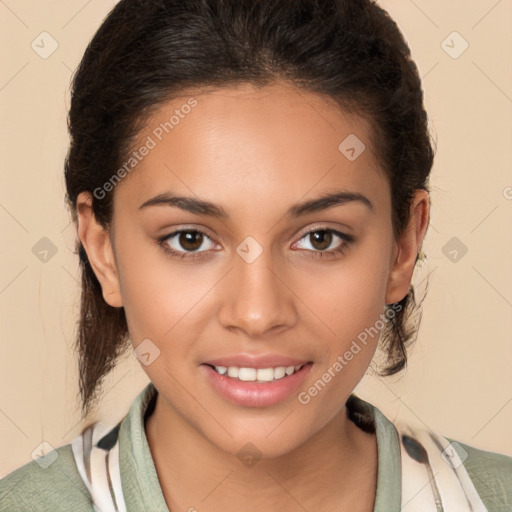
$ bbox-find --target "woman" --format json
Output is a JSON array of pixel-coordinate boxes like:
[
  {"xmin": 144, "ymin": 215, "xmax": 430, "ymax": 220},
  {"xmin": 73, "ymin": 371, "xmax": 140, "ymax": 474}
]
[{"xmin": 1, "ymin": 0, "xmax": 511, "ymax": 511}]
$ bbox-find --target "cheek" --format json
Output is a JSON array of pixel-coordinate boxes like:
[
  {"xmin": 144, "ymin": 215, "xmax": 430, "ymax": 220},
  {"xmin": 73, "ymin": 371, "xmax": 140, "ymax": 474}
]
[
  {"xmin": 294, "ymin": 261, "xmax": 388, "ymax": 423},
  {"xmin": 301, "ymin": 238, "xmax": 391, "ymax": 337},
  {"xmin": 116, "ymin": 235, "xmax": 218, "ymax": 344}
]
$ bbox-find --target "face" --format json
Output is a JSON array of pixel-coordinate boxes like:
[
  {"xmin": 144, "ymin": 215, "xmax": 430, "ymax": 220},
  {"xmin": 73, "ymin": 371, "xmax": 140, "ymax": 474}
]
[{"xmin": 79, "ymin": 81, "xmax": 427, "ymax": 458}]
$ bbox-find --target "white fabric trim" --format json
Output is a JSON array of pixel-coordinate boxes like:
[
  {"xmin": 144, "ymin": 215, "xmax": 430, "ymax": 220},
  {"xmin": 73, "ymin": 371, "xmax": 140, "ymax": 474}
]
[
  {"xmin": 71, "ymin": 422, "xmax": 126, "ymax": 512},
  {"xmin": 396, "ymin": 422, "xmax": 488, "ymax": 511},
  {"xmin": 108, "ymin": 441, "xmax": 127, "ymax": 512}
]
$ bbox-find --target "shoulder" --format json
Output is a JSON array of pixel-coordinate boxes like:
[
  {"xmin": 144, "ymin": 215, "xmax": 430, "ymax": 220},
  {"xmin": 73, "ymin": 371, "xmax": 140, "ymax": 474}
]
[
  {"xmin": 0, "ymin": 443, "xmax": 93, "ymax": 512},
  {"xmin": 446, "ymin": 437, "xmax": 512, "ymax": 511}
]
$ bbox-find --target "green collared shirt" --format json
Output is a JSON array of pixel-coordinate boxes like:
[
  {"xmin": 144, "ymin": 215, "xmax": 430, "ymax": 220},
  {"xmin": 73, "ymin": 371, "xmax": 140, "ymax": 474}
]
[{"xmin": 1, "ymin": 382, "xmax": 511, "ymax": 511}]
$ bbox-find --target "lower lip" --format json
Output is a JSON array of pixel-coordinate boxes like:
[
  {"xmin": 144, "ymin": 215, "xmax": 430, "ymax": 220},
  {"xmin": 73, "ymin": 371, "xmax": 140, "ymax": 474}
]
[{"xmin": 201, "ymin": 363, "xmax": 313, "ymax": 408}]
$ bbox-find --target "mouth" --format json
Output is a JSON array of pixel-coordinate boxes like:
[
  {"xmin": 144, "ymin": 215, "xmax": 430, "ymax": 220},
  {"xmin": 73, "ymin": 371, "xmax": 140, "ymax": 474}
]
[{"xmin": 200, "ymin": 360, "xmax": 313, "ymax": 407}]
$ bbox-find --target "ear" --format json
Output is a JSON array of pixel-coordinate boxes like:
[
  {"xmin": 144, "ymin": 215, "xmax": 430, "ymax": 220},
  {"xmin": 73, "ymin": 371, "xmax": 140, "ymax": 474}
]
[
  {"xmin": 76, "ymin": 191, "xmax": 123, "ymax": 308},
  {"xmin": 385, "ymin": 189, "xmax": 430, "ymax": 305}
]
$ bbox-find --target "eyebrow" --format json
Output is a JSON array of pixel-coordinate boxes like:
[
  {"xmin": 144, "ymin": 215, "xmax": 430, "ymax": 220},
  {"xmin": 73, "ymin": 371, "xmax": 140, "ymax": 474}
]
[{"xmin": 139, "ymin": 190, "xmax": 374, "ymax": 218}]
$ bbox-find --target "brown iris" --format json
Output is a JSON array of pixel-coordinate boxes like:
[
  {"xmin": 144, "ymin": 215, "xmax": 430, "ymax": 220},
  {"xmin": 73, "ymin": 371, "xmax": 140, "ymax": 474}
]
[
  {"xmin": 309, "ymin": 230, "xmax": 332, "ymax": 251},
  {"xmin": 178, "ymin": 231, "xmax": 204, "ymax": 251}
]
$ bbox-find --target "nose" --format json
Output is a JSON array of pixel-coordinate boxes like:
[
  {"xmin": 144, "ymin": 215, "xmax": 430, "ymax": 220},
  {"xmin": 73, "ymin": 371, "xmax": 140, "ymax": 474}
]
[{"xmin": 217, "ymin": 248, "xmax": 297, "ymax": 338}]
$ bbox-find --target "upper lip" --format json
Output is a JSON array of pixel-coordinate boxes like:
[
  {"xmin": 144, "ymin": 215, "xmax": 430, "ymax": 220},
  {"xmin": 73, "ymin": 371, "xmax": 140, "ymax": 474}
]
[{"xmin": 202, "ymin": 354, "xmax": 310, "ymax": 369}]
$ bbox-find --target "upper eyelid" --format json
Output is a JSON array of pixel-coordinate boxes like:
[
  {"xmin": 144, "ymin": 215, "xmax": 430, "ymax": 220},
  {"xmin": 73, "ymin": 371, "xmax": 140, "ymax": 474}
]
[
  {"xmin": 164, "ymin": 225, "xmax": 349, "ymax": 238},
  {"xmin": 296, "ymin": 224, "xmax": 351, "ymax": 238}
]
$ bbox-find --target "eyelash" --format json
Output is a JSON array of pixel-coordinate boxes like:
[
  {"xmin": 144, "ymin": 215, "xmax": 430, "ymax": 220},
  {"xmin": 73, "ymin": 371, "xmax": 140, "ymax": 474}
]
[{"xmin": 157, "ymin": 227, "xmax": 354, "ymax": 262}]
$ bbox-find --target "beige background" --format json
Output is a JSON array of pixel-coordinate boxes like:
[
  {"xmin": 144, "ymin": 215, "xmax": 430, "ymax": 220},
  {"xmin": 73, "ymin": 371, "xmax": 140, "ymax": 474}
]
[{"xmin": 1, "ymin": 0, "xmax": 511, "ymax": 476}]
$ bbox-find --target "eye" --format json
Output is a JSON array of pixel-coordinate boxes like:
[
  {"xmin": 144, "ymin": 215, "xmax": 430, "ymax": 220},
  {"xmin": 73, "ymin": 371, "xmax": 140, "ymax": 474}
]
[
  {"xmin": 158, "ymin": 226, "xmax": 354, "ymax": 262},
  {"xmin": 158, "ymin": 229, "xmax": 216, "ymax": 260},
  {"xmin": 293, "ymin": 227, "xmax": 354, "ymax": 260}
]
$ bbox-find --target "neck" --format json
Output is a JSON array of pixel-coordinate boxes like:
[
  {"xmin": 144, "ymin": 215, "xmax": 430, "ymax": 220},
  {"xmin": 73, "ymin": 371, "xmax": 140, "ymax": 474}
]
[{"xmin": 145, "ymin": 392, "xmax": 378, "ymax": 512}]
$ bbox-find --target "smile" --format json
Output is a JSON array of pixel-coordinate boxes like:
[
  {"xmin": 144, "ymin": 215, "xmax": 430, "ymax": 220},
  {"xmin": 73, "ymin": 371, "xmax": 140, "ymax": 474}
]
[
  {"xmin": 201, "ymin": 362, "xmax": 313, "ymax": 407},
  {"xmin": 208, "ymin": 363, "xmax": 306, "ymax": 382}
]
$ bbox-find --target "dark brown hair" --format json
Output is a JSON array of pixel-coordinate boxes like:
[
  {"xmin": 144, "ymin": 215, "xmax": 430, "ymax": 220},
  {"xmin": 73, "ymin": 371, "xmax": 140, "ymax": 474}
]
[{"xmin": 64, "ymin": 0, "xmax": 434, "ymax": 418}]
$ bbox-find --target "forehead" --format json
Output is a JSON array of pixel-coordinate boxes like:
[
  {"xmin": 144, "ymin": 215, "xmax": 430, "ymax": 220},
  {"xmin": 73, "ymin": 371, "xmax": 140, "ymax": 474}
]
[{"xmin": 114, "ymin": 81, "xmax": 389, "ymax": 217}]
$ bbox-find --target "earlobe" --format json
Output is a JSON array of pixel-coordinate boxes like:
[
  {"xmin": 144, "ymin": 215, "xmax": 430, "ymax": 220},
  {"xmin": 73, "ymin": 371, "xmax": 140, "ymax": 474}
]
[
  {"xmin": 385, "ymin": 189, "xmax": 430, "ymax": 305},
  {"xmin": 76, "ymin": 191, "xmax": 123, "ymax": 308}
]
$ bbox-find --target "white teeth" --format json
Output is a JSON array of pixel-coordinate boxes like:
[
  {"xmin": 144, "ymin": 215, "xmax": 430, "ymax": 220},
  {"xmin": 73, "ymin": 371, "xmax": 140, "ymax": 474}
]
[
  {"xmin": 256, "ymin": 368, "xmax": 274, "ymax": 381},
  {"xmin": 213, "ymin": 364, "xmax": 305, "ymax": 382},
  {"xmin": 227, "ymin": 367, "xmax": 239, "ymax": 378},
  {"xmin": 274, "ymin": 367, "xmax": 286, "ymax": 380},
  {"xmin": 238, "ymin": 368, "xmax": 257, "ymax": 381}
]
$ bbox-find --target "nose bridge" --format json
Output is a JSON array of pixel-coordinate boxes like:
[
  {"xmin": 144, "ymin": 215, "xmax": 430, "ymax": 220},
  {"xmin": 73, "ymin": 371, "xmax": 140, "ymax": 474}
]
[{"xmin": 218, "ymin": 240, "xmax": 296, "ymax": 336}]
